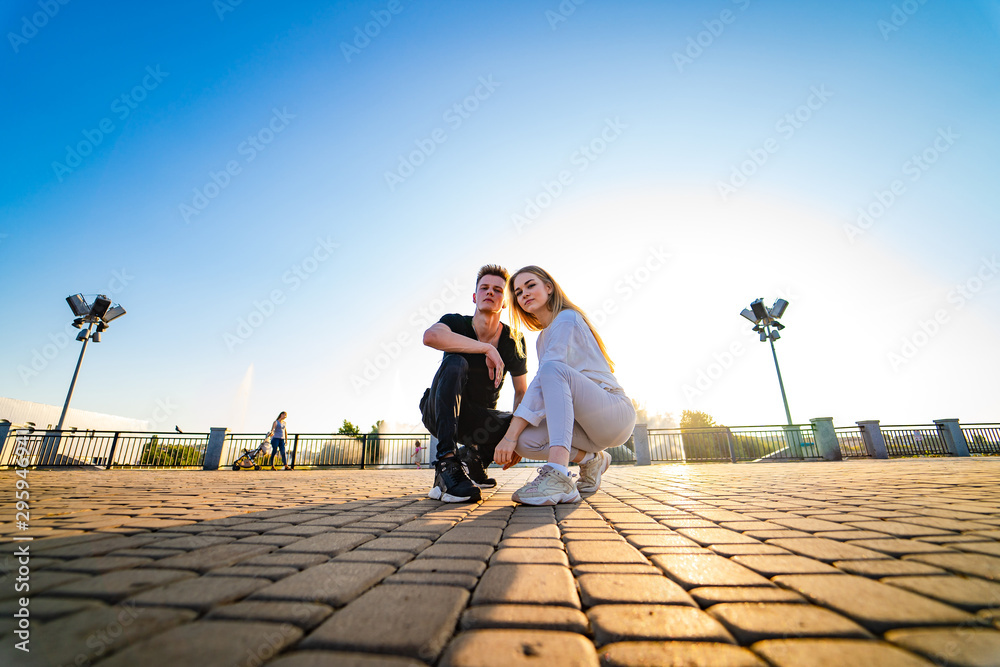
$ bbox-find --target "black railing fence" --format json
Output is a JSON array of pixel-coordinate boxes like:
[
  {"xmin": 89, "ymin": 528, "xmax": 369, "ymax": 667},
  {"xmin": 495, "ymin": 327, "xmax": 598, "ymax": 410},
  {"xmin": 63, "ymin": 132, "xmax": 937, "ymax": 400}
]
[{"xmin": 1, "ymin": 420, "xmax": 997, "ymax": 469}]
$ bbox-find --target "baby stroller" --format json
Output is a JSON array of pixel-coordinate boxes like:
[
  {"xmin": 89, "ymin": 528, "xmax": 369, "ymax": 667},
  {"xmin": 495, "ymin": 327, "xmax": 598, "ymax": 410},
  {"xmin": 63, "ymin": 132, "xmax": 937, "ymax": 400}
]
[{"xmin": 232, "ymin": 439, "xmax": 271, "ymax": 470}]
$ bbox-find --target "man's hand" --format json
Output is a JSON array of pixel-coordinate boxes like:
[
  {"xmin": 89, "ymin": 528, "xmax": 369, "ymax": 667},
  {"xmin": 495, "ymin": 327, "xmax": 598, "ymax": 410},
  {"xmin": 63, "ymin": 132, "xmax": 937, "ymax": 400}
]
[
  {"xmin": 493, "ymin": 436, "xmax": 521, "ymax": 470},
  {"xmin": 484, "ymin": 345, "xmax": 504, "ymax": 388}
]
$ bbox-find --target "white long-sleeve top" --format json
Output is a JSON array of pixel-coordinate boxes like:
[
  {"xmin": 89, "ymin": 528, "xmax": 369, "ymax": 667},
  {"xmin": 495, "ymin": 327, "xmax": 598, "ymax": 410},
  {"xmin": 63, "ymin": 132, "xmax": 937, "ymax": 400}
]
[{"xmin": 513, "ymin": 309, "xmax": 625, "ymax": 427}]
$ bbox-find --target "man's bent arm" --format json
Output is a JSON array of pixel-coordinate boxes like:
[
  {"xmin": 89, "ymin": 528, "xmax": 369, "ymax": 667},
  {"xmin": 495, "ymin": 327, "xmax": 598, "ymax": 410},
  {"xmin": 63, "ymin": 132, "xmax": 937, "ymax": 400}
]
[
  {"xmin": 423, "ymin": 323, "xmax": 492, "ymax": 355},
  {"xmin": 511, "ymin": 374, "xmax": 528, "ymax": 411}
]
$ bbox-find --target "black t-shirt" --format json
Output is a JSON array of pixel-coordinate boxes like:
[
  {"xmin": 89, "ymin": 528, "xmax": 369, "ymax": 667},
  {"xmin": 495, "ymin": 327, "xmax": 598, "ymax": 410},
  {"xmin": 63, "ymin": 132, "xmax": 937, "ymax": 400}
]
[{"xmin": 438, "ymin": 313, "xmax": 528, "ymax": 409}]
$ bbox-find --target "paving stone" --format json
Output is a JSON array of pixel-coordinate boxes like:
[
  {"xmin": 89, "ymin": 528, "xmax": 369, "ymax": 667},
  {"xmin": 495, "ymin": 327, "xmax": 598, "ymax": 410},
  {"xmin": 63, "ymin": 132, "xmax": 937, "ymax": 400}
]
[
  {"xmin": 676, "ymin": 528, "xmax": 762, "ymax": 545},
  {"xmin": 490, "ymin": 548, "xmax": 570, "ymax": 566},
  {"xmin": 238, "ymin": 534, "xmax": 304, "ymax": 546},
  {"xmin": 301, "ymin": 584, "xmax": 469, "ymax": 662},
  {"xmin": 689, "ymin": 586, "xmax": 807, "ymax": 606},
  {"xmin": 385, "ymin": 571, "xmax": 480, "ymax": 588},
  {"xmin": 267, "ymin": 525, "xmax": 336, "ymax": 536},
  {"xmin": 108, "ymin": 547, "xmax": 187, "ymax": 559},
  {"xmin": 33, "ymin": 534, "xmax": 163, "ymax": 558},
  {"xmin": 572, "ymin": 564, "xmax": 663, "ymax": 575},
  {"xmin": 587, "ymin": 604, "xmax": 735, "ymax": 646},
  {"xmin": 499, "ymin": 537, "xmax": 565, "ymax": 549},
  {"xmin": 460, "ymin": 604, "xmax": 590, "ymax": 633},
  {"xmin": 567, "ymin": 541, "xmax": 648, "ymax": 565},
  {"xmin": 243, "ymin": 551, "xmax": 329, "ymax": 569},
  {"xmin": 503, "ymin": 524, "xmax": 560, "ymax": 539},
  {"xmin": 904, "ymin": 553, "xmax": 1000, "ymax": 581},
  {"xmin": 848, "ymin": 521, "xmax": 952, "ymax": 537},
  {"xmin": 886, "ymin": 627, "xmax": 1000, "ymax": 667},
  {"xmin": 767, "ymin": 537, "xmax": 891, "ymax": 562},
  {"xmin": 834, "ymin": 559, "xmax": 949, "ymax": 578},
  {"xmin": 770, "ymin": 517, "xmax": 850, "ymax": 532},
  {"xmin": 773, "ymin": 573, "xmax": 977, "ymax": 633},
  {"xmin": 598, "ymin": 641, "xmax": 767, "ymax": 667},
  {"xmin": 47, "ymin": 556, "xmax": 154, "ymax": 573},
  {"xmin": 473, "ymin": 564, "xmax": 580, "ymax": 607},
  {"xmin": 743, "ymin": 530, "xmax": 813, "ymax": 540},
  {"xmin": 650, "ymin": 554, "xmax": 772, "ymax": 589},
  {"xmin": 577, "ymin": 573, "xmax": 695, "ymax": 607},
  {"xmin": 752, "ymin": 638, "xmax": 936, "ymax": 666},
  {"xmin": 846, "ymin": 538, "xmax": 956, "ymax": 557},
  {"xmin": 147, "ymin": 534, "xmax": 236, "ymax": 550},
  {"xmin": 732, "ymin": 554, "xmax": 843, "ymax": 577},
  {"xmin": 250, "ymin": 561, "xmax": 394, "ymax": 606},
  {"xmin": 96, "ymin": 619, "xmax": 302, "ymax": 667},
  {"xmin": 709, "ymin": 602, "xmax": 872, "ymax": 643},
  {"xmin": 625, "ymin": 533, "xmax": 701, "ymax": 549},
  {"xmin": 278, "ymin": 531, "xmax": 377, "ymax": 554},
  {"xmin": 955, "ymin": 542, "xmax": 1000, "ymax": 558},
  {"xmin": 126, "ymin": 574, "xmax": 268, "ymax": 611},
  {"xmin": 883, "ymin": 575, "xmax": 1000, "ymax": 612},
  {"xmin": 333, "ymin": 549, "xmax": 417, "ymax": 566},
  {"xmin": 710, "ymin": 543, "xmax": 792, "ymax": 557},
  {"xmin": 440, "ymin": 629, "xmax": 599, "ymax": 667},
  {"xmin": 0, "ymin": 604, "xmax": 196, "ymax": 667},
  {"xmin": 206, "ymin": 599, "xmax": 333, "ymax": 628},
  {"xmin": 44, "ymin": 568, "xmax": 196, "ymax": 602},
  {"xmin": 562, "ymin": 532, "xmax": 626, "ymax": 542},
  {"xmin": 267, "ymin": 652, "xmax": 425, "ymax": 667},
  {"xmin": 437, "ymin": 526, "xmax": 505, "ymax": 546},
  {"xmin": 814, "ymin": 529, "xmax": 893, "ymax": 541},
  {"xmin": 399, "ymin": 558, "xmax": 487, "ymax": 577},
  {"xmin": 355, "ymin": 536, "xmax": 433, "ymax": 553},
  {"xmin": 145, "ymin": 542, "xmax": 275, "ymax": 572},
  {"xmin": 419, "ymin": 543, "xmax": 496, "ymax": 561}
]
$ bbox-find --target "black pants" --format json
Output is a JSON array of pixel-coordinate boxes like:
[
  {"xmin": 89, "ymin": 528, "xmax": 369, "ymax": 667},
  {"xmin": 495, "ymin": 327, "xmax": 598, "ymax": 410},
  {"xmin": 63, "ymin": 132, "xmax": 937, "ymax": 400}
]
[{"xmin": 419, "ymin": 355, "xmax": 512, "ymax": 464}]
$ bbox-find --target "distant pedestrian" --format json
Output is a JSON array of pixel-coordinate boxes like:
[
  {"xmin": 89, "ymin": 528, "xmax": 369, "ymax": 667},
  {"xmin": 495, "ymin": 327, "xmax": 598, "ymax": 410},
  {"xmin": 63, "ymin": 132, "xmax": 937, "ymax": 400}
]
[
  {"xmin": 411, "ymin": 440, "xmax": 426, "ymax": 469},
  {"xmin": 266, "ymin": 411, "xmax": 290, "ymax": 470}
]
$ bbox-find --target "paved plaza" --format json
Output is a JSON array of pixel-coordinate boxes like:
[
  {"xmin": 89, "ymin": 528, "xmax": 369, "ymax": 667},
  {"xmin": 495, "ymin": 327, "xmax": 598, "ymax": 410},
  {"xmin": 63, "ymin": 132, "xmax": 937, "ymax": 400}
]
[{"xmin": 2, "ymin": 458, "xmax": 1000, "ymax": 666}]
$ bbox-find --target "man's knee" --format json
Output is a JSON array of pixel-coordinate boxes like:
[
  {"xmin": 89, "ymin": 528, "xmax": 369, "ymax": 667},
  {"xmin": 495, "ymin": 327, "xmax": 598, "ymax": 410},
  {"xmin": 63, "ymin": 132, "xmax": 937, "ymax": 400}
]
[{"xmin": 440, "ymin": 354, "xmax": 470, "ymax": 375}]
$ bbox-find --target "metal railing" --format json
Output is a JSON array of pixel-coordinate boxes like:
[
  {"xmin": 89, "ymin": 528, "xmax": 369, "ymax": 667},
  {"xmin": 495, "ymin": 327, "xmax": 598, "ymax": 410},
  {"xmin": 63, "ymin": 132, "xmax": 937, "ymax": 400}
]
[
  {"xmin": 222, "ymin": 433, "xmax": 435, "ymax": 469},
  {"xmin": 963, "ymin": 424, "xmax": 1000, "ymax": 455},
  {"xmin": 647, "ymin": 424, "xmax": 818, "ymax": 463},
  {"xmin": 0, "ymin": 430, "xmax": 209, "ymax": 468},
  {"xmin": 880, "ymin": 425, "xmax": 950, "ymax": 457},
  {"xmin": 835, "ymin": 425, "xmax": 871, "ymax": 458}
]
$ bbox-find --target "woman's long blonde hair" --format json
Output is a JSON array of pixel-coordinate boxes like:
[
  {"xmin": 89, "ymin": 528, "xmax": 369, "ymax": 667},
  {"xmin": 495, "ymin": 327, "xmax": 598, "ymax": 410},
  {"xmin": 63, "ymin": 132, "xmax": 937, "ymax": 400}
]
[{"xmin": 507, "ymin": 266, "xmax": 615, "ymax": 372}]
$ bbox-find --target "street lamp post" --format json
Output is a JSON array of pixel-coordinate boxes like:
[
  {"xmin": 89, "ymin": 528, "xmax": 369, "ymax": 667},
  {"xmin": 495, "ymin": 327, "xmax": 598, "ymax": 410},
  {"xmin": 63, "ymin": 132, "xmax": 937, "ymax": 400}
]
[
  {"xmin": 740, "ymin": 298, "xmax": 793, "ymax": 426},
  {"xmin": 42, "ymin": 294, "xmax": 126, "ymax": 464}
]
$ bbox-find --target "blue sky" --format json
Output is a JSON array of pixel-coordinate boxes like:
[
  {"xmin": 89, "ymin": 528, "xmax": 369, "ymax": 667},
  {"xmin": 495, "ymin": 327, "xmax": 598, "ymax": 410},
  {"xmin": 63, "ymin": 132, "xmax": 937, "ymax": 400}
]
[{"xmin": 2, "ymin": 0, "xmax": 998, "ymax": 433}]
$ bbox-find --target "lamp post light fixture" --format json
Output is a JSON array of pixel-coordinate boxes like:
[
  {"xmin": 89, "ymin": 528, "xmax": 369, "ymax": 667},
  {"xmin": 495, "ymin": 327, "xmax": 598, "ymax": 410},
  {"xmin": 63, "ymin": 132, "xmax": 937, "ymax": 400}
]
[
  {"xmin": 740, "ymin": 297, "xmax": 793, "ymax": 426},
  {"xmin": 54, "ymin": 294, "xmax": 126, "ymax": 432}
]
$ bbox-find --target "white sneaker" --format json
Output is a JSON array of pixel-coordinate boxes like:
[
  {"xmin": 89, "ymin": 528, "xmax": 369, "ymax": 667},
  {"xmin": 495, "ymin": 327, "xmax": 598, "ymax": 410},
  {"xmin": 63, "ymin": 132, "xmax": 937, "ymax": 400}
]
[
  {"xmin": 512, "ymin": 466, "xmax": 581, "ymax": 505},
  {"xmin": 577, "ymin": 450, "xmax": 611, "ymax": 494}
]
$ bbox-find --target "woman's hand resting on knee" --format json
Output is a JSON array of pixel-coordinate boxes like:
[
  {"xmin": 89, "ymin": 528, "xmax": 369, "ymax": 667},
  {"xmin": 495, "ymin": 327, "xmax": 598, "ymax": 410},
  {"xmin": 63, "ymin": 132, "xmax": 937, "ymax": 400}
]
[{"xmin": 493, "ymin": 436, "xmax": 521, "ymax": 469}]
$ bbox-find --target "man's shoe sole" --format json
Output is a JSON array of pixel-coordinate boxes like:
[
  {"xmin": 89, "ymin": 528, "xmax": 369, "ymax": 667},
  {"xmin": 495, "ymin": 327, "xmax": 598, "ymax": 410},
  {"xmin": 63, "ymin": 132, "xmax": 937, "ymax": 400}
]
[
  {"xmin": 472, "ymin": 479, "xmax": 497, "ymax": 489},
  {"xmin": 512, "ymin": 489, "xmax": 581, "ymax": 506},
  {"xmin": 428, "ymin": 486, "xmax": 481, "ymax": 503}
]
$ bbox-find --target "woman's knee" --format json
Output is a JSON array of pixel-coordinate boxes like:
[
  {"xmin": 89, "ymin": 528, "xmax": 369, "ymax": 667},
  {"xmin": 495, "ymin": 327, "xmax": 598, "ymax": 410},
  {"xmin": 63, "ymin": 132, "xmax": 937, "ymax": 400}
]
[{"xmin": 537, "ymin": 360, "xmax": 572, "ymax": 380}]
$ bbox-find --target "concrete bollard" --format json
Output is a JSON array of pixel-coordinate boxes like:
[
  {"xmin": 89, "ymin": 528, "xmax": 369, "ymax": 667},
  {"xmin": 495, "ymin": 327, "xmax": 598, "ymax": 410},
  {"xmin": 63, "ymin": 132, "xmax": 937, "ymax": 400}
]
[
  {"xmin": 810, "ymin": 417, "xmax": 842, "ymax": 461},
  {"xmin": 203, "ymin": 427, "xmax": 228, "ymax": 470},
  {"xmin": 934, "ymin": 419, "xmax": 970, "ymax": 457},
  {"xmin": 857, "ymin": 420, "xmax": 889, "ymax": 459},
  {"xmin": 633, "ymin": 424, "xmax": 651, "ymax": 466}
]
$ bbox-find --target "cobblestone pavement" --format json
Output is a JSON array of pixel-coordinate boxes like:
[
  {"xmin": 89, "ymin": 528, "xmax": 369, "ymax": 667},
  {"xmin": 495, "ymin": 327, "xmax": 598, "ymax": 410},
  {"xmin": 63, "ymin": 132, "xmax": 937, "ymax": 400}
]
[{"xmin": 3, "ymin": 458, "xmax": 1000, "ymax": 666}]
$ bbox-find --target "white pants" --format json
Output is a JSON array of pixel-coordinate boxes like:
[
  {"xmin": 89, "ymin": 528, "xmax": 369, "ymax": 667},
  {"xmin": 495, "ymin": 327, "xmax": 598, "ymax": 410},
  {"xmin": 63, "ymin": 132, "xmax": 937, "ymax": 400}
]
[{"xmin": 515, "ymin": 361, "xmax": 636, "ymax": 460}]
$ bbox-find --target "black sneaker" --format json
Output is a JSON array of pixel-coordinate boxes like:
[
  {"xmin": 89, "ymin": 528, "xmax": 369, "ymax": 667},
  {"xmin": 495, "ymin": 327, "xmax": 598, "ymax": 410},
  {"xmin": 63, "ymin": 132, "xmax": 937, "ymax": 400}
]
[
  {"xmin": 427, "ymin": 457, "xmax": 482, "ymax": 503},
  {"xmin": 459, "ymin": 446, "xmax": 496, "ymax": 488}
]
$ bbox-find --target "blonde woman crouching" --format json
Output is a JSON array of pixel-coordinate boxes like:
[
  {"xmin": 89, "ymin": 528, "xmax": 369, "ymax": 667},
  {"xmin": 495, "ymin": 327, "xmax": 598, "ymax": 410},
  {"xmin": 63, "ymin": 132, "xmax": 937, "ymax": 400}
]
[{"xmin": 493, "ymin": 266, "xmax": 636, "ymax": 504}]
